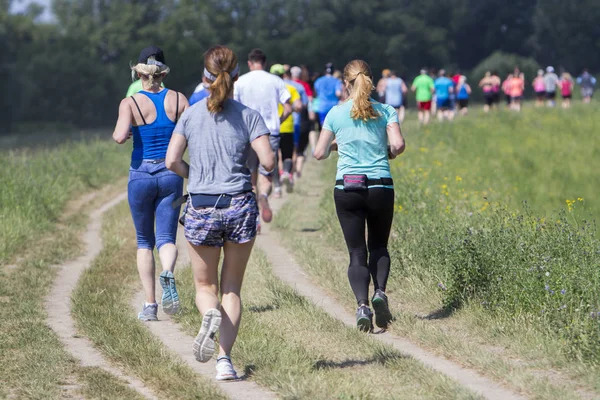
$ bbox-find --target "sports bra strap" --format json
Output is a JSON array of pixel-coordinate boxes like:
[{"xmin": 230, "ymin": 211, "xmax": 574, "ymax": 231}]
[
  {"xmin": 175, "ymin": 91, "xmax": 180, "ymax": 122},
  {"xmin": 130, "ymin": 96, "xmax": 147, "ymax": 125}
]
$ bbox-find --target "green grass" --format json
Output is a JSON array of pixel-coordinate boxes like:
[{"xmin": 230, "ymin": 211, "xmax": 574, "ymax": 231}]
[
  {"xmin": 173, "ymin": 248, "xmax": 480, "ymax": 399},
  {"xmin": 72, "ymin": 202, "xmax": 226, "ymax": 400},
  {"xmin": 0, "ymin": 136, "xmax": 137, "ymax": 399},
  {"xmin": 0, "ymin": 137, "xmax": 130, "ymax": 264},
  {"xmin": 272, "ymin": 104, "xmax": 600, "ymax": 398}
]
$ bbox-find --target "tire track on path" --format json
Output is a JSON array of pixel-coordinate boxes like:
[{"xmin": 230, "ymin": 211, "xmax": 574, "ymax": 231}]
[
  {"xmin": 131, "ymin": 226, "xmax": 278, "ymax": 400},
  {"xmin": 256, "ymin": 192, "xmax": 525, "ymax": 400},
  {"xmin": 45, "ymin": 192, "xmax": 158, "ymax": 400}
]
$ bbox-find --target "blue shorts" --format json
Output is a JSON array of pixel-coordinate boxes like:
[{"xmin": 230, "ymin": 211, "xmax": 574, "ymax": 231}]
[
  {"xmin": 128, "ymin": 161, "xmax": 183, "ymax": 250},
  {"xmin": 437, "ymin": 98, "xmax": 452, "ymax": 109},
  {"xmin": 183, "ymin": 192, "xmax": 259, "ymax": 247}
]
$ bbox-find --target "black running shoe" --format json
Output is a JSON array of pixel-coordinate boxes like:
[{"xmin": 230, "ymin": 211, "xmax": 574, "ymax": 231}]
[
  {"xmin": 371, "ymin": 289, "xmax": 393, "ymax": 329},
  {"xmin": 356, "ymin": 305, "xmax": 373, "ymax": 332}
]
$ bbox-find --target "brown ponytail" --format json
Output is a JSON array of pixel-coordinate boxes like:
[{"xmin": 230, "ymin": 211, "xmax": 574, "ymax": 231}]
[
  {"xmin": 343, "ymin": 60, "xmax": 379, "ymax": 121},
  {"xmin": 204, "ymin": 45, "xmax": 238, "ymax": 114}
]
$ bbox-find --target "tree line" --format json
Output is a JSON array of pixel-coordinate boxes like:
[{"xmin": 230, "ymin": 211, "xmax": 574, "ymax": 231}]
[{"xmin": 2, "ymin": 0, "xmax": 599, "ymax": 133}]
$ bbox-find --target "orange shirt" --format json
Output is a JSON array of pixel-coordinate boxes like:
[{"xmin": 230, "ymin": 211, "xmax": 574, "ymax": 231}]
[{"xmin": 509, "ymin": 77, "xmax": 524, "ymax": 97}]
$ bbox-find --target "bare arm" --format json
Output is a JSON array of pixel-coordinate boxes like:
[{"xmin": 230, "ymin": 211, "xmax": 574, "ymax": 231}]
[
  {"xmin": 165, "ymin": 133, "xmax": 189, "ymax": 178},
  {"xmin": 251, "ymin": 135, "xmax": 276, "ymax": 172},
  {"xmin": 292, "ymin": 98, "xmax": 303, "ymax": 113},
  {"xmin": 112, "ymin": 99, "xmax": 133, "ymax": 144},
  {"xmin": 313, "ymin": 129, "xmax": 335, "ymax": 160},
  {"xmin": 177, "ymin": 92, "xmax": 190, "ymax": 119},
  {"xmin": 402, "ymin": 82, "xmax": 408, "ymax": 93},
  {"xmin": 280, "ymin": 102, "xmax": 292, "ymax": 123},
  {"xmin": 387, "ymin": 122, "xmax": 405, "ymax": 159},
  {"xmin": 466, "ymin": 84, "xmax": 472, "ymax": 94}
]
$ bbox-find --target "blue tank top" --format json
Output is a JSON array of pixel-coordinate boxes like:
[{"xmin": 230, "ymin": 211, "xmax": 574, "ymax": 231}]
[
  {"xmin": 457, "ymin": 84, "xmax": 469, "ymax": 100},
  {"xmin": 131, "ymin": 90, "xmax": 176, "ymax": 161},
  {"xmin": 385, "ymin": 78, "xmax": 403, "ymax": 107}
]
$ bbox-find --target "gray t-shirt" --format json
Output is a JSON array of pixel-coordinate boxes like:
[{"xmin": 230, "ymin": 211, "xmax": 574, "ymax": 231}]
[
  {"xmin": 174, "ymin": 98, "xmax": 269, "ymax": 195},
  {"xmin": 544, "ymin": 73, "xmax": 560, "ymax": 92}
]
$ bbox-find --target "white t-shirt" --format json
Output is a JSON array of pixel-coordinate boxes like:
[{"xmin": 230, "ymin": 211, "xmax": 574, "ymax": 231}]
[{"xmin": 234, "ymin": 70, "xmax": 291, "ymax": 136}]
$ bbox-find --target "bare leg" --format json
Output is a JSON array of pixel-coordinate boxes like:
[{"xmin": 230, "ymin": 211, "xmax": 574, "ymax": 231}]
[
  {"xmin": 188, "ymin": 242, "xmax": 221, "ymax": 315},
  {"xmin": 417, "ymin": 111, "xmax": 424, "ymax": 124},
  {"xmin": 483, "ymin": 104, "xmax": 490, "ymax": 113},
  {"xmin": 218, "ymin": 240, "xmax": 254, "ymax": 357},
  {"xmin": 137, "ymin": 249, "xmax": 156, "ymax": 304},
  {"xmin": 423, "ymin": 110, "xmax": 430, "ymax": 125},
  {"xmin": 398, "ymin": 106, "xmax": 405, "ymax": 123},
  {"xmin": 308, "ymin": 130, "xmax": 318, "ymax": 155}
]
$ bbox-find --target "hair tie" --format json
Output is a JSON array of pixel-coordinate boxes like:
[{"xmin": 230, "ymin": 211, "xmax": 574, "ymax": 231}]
[{"xmin": 203, "ymin": 65, "xmax": 239, "ymax": 81}]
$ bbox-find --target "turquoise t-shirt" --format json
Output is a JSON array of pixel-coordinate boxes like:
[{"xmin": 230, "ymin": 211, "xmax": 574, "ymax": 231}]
[{"xmin": 323, "ymin": 99, "xmax": 398, "ymax": 189}]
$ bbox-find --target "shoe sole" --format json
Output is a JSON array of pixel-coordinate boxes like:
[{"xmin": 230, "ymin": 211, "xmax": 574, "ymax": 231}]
[
  {"xmin": 372, "ymin": 297, "xmax": 393, "ymax": 329},
  {"xmin": 258, "ymin": 196, "xmax": 273, "ymax": 223},
  {"xmin": 138, "ymin": 311, "xmax": 158, "ymax": 322},
  {"xmin": 160, "ymin": 271, "xmax": 180, "ymax": 316},
  {"xmin": 193, "ymin": 309, "xmax": 222, "ymax": 363},
  {"xmin": 357, "ymin": 315, "xmax": 372, "ymax": 332}
]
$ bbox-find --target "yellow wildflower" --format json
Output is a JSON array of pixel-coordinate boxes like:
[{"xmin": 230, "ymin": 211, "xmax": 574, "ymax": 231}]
[{"xmin": 455, "ymin": 176, "xmax": 462, "ymax": 182}]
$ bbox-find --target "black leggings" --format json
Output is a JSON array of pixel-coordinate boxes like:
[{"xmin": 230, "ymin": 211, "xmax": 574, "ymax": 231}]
[
  {"xmin": 334, "ymin": 188, "xmax": 394, "ymax": 306},
  {"xmin": 279, "ymin": 134, "xmax": 294, "ymax": 173}
]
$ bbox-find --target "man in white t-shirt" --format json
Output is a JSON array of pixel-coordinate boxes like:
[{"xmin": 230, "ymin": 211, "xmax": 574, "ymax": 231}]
[{"xmin": 234, "ymin": 48, "xmax": 291, "ymax": 225}]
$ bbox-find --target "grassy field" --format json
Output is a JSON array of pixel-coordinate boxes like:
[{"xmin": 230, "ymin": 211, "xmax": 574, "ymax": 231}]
[
  {"xmin": 274, "ymin": 104, "xmax": 600, "ymax": 398},
  {"xmin": 0, "ymin": 136, "xmax": 135, "ymax": 399}
]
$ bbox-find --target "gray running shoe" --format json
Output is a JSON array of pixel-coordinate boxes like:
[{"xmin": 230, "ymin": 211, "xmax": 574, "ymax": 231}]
[
  {"xmin": 371, "ymin": 289, "xmax": 393, "ymax": 329},
  {"xmin": 138, "ymin": 303, "xmax": 158, "ymax": 321},
  {"xmin": 193, "ymin": 309, "xmax": 222, "ymax": 363},
  {"xmin": 356, "ymin": 305, "xmax": 373, "ymax": 332},
  {"xmin": 159, "ymin": 270, "xmax": 180, "ymax": 315}
]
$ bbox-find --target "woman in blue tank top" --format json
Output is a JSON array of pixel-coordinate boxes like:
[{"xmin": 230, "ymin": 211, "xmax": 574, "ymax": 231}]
[
  {"xmin": 112, "ymin": 46, "xmax": 189, "ymax": 322},
  {"xmin": 456, "ymin": 75, "xmax": 472, "ymax": 116}
]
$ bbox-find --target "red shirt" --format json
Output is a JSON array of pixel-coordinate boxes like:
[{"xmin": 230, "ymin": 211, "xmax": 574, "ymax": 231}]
[
  {"xmin": 294, "ymin": 79, "xmax": 313, "ymax": 98},
  {"xmin": 452, "ymin": 74, "xmax": 461, "ymax": 85}
]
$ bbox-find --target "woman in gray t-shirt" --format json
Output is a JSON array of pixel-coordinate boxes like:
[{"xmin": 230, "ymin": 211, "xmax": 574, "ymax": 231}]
[{"xmin": 166, "ymin": 45, "xmax": 274, "ymax": 381}]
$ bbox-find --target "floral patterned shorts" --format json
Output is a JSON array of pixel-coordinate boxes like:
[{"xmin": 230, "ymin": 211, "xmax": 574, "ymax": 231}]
[{"xmin": 182, "ymin": 192, "xmax": 258, "ymax": 247}]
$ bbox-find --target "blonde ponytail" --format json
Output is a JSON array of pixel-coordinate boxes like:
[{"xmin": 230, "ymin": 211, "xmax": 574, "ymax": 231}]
[
  {"xmin": 344, "ymin": 60, "xmax": 379, "ymax": 121},
  {"xmin": 132, "ymin": 62, "xmax": 169, "ymax": 90},
  {"xmin": 204, "ymin": 45, "xmax": 238, "ymax": 114}
]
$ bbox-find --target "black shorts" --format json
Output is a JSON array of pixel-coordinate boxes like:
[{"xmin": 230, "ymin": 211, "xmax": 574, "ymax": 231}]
[
  {"xmin": 505, "ymin": 94, "xmax": 511, "ymax": 104},
  {"xmin": 484, "ymin": 93, "xmax": 494, "ymax": 106},
  {"xmin": 458, "ymin": 99, "xmax": 469, "ymax": 109},
  {"xmin": 546, "ymin": 91, "xmax": 556, "ymax": 99},
  {"xmin": 492, "ymin": 92, "xmax": 500, "ymax": 103},
  {"xmin": 535, "ymin": 91, "xmax": 546, "ymax": 99},
  {"xmin": 562, "ymin": 94, "xmax": 572, "ymax": 99}
]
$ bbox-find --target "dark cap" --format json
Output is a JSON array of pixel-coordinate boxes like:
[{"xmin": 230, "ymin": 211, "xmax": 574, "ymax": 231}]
[{"xmin": 138, "ymin": 46, "xmax": 166, "ymax": 64}]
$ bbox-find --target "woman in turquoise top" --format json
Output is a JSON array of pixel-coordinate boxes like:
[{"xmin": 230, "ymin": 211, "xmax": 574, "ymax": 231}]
[
  {"xmin": 112, "ymin": 46, "xmax": 189, "ymax": 322},
  {"xmin": 314, "ymin": 59, "xmax": 405, "ymax": 332}
]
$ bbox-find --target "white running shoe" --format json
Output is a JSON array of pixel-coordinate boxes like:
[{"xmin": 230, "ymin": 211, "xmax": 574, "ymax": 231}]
[
  {"xmin": 215, "ymin": 357, "xmax": 238, "ymax": 381},
  {"xmin": 193, "ymin": 309, "xmax": 221, "ymax": 363}
]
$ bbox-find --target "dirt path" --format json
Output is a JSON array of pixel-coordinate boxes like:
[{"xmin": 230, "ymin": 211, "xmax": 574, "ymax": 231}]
[
  {"xmin": 45, "ymin": 192, "xmax": 158, "ymax": 400},
  {"xmin": 256, "ymin": 185, "xmax": 525, "ymax": 400},
  {"xmin": 131, "ymin": 226, "xmax": 278, "ymax": 400}
]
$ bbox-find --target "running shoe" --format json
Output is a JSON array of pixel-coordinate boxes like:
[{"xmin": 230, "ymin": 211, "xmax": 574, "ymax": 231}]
[
  {"xmin": 215, "ymin": 356, "xmax": 238, "ymax": 381},
  {"xmin": 193, "ymin": 308, "xmax": 222, "ymax": 363},
  {"xmin": 138, "ymin": 303, "xmax": 158, "ymax": 321},
  {"xmin": 356, "ymin": 305, "xmax": 373, "ymax": 332},
  {"xmin": 282, "ymin": 172, "xmax": 294, "ymax": 193},
  {"xmin": 273, "ymin": 186, "xmax": 282, "ymax": 199},
  {"xmin": 159, "ymin": 270, "xmax": 180, "ymax": 315},
  {"xmin": 371, "ymin": 289, "xmax": 393, "ymax": 329},
  {"xmin": 258, "ymin": 194, "xmax": 273, "ymax": 223}
]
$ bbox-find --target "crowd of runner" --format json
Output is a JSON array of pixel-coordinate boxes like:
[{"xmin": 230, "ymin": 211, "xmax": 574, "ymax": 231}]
[{"xmin": 115, "ymin": 45, "xmax": 593, "ymax": 382}]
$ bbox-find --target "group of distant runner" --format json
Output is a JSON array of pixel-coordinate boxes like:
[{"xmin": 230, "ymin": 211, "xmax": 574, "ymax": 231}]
[
  {"xmin": 375, "ymin": 66, "xmax": 597, "ymax": 124},
  {"xmin": 115, "ymin": 46, "xmax": 404, "ymax": 381}
]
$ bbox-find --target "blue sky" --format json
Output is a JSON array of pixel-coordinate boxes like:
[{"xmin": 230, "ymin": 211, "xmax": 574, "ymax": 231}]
[{"xmin": 10, "ymin": 0, "xmax": 54, "ymax": 21}]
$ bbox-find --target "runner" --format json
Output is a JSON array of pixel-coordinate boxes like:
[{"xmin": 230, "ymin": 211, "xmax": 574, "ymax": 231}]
[
  {"xmin": 411, "ymin": 69, "xmax": 435, "ymax": 125},
  {"xmin": 456, "ymin": 75, "xmax": 471, "ymax": 116},
  {"xmin": 479, "ymin": 71, "xmax": 494, "ymax": 112},
  {"xmin": 560, "ymin": 72, "xmax": 574, "ymax": 109},
  {"xmin": 509, "ymin": 73, "xmax": 524, "ymax": 111},
  {"xmin": 313, "ymin": 59, "xmax": 405, "ymax": 332},
  {"xmin": 490, "ymin": 71, "xmax": 502, "ymax": 107},
  {"xmin": 234, "ymin": 49, "xmax": 291, "ymax": 227},
  {"xmin": 271, "ymin": 64, "xmax": 302, "ymax": 195},
  {"xmin": 290, "ymin": 66, "xmax": 313, "ymax": 179},
  {"xmin": 502, "ymin": 74, "xmax": 513, "ymax": 106},
  {"xmin": 544, "ymin": 66, "xmax": 560, "ymax": 108},
  {"xmin": 383, "ymin": 71, "xmax": 408, "ymax": 123},
  {"xmin": 577, "ymin": 69, "xmax": 596, "ymax": 103},
  {"xmin": 314, "ymin": 62, "xmax": 343, "ymax": 127},
  {"xmin": 376, "ymin": 69, "xmax": 391, "ymax": 103},
  {"xmin": 532, "ymin": 69, "xmax": 546, "ymax": 107},
  {"xmin": 112, "ymin": 46, "xmax": 188, "ymax": 321},
  {"xmin": 434, "ymin": 69, "xmax": 455, "ymax": 121},
  {"xmin": 165, "ymin": 45, "xmax": 275, "ymax": 380}
]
